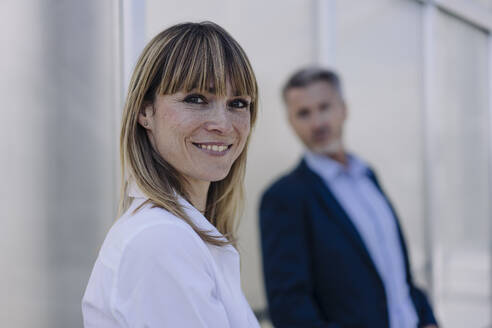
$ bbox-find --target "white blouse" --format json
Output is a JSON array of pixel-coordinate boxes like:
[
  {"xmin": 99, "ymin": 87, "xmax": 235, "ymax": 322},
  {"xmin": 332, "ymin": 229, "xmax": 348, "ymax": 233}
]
[{"xmin": 82, "ymin": 186, "xmax": 260, "ymax": 328}]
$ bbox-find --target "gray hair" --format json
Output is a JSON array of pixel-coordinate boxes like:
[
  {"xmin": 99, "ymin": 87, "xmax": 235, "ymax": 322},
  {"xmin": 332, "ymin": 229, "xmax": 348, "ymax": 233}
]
[{"xmin": 282, "ymin": 67, "xmax": 344, "ymax": 101}]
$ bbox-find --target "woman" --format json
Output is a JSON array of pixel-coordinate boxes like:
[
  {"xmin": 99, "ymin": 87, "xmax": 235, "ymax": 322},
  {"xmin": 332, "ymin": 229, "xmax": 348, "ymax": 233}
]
[{"xmin": 82, "ymin": 22, "xmax": 259, "ymax": 327}]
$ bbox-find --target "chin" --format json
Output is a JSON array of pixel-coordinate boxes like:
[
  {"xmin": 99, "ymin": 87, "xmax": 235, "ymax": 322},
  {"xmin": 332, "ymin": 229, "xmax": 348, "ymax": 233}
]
[
  {"xmin": 198, "ymin": 168, "xmax": 231, "ymax": 183},
  {"xmin": 311, "ymin": 140, "xmax": 342, "ymax": 155},
  {"xmin": 212, "ymin": 170, "xmax": 232, "ymax": 182}
]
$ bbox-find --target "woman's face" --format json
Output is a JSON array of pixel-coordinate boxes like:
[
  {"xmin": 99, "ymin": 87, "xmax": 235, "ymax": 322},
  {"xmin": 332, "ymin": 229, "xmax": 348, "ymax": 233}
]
[{"xmin": 139, "ymin": 84, "xmax": 251, "ymax": 186}]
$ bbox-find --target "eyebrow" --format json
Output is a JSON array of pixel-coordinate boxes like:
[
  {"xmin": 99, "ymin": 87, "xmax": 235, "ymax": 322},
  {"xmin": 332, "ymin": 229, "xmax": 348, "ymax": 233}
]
[
  {"xmin": 188, "ymin": 87, "xmax": 250, "ymax": 98},
  {"xmin": 232, "ymin": 91, "xmax": 249, "ymax": 97},
  {"xmin": 191, "ymin": 87, "xmax": 216, "ymax": 93}
]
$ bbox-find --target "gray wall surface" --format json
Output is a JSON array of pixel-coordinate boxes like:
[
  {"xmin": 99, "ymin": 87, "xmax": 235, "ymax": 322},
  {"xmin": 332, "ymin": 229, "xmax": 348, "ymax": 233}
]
[
  {"xmin": 1, "ymin": 1, "xmax": 491, "ymax": 327},
  {"xmin": 1, "ymin": 1, "xmax": 118, "ymax": 327}
]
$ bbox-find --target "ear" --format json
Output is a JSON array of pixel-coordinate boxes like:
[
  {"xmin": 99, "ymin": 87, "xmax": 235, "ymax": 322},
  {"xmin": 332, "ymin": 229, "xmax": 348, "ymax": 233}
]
[
  {"xmin": 285, "ymin": 103, "xmax": 295, "ymax": 122},
  {"xmin": 138, "ymin": 103, "xmax": 154, "ymax": 129},
  {"xmin": 341, "ymin": 101, "xmax": 348, "ymax": 120}
]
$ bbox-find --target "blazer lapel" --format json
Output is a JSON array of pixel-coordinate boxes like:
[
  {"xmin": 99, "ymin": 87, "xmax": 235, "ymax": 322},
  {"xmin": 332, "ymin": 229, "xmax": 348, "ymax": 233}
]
[{"xmin": 296, "ymin": 160, "xmax": 382, "ymax": 279}]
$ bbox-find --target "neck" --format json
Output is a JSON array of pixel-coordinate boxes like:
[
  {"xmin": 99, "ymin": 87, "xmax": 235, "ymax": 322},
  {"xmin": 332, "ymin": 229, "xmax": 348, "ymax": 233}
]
[
  {"xmin": 311, "ymin": 140, "xmax": 348, "ymax": 167},
  {"xmin": 185, "ymin": 178, "xmax": 210, "ymax": 213},
  {"xmin": 328, "ymin": 151, "xmax": 348, "ymax": 167}
]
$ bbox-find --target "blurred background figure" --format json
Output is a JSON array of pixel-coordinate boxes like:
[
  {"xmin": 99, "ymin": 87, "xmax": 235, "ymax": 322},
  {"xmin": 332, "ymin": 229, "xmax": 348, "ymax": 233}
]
[
  {"xmin": 260, "ymin": 67, "xmax": 437, "ymax": 327},
  {"xmin": 1, "ymin": 0, "xmax": 491, "ymax": 327}
]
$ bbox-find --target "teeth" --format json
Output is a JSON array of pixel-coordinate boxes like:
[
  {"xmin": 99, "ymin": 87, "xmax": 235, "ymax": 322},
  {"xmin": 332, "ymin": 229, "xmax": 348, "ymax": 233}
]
[{"xmin": 198, "ymin": 144, "xmax": 228, "ymax": 152}]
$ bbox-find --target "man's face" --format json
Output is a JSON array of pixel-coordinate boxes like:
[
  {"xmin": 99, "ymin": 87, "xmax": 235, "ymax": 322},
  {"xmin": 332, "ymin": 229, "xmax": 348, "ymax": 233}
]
[{"xmin": 285, "ymin": 80, "xmax": 347, "ymax": 155}]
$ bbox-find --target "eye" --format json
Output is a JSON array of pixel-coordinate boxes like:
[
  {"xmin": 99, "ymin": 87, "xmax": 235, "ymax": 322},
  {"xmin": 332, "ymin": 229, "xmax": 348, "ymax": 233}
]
[
  {"xmin": 319, "ymin": 102, "xmax": 331, "ymax": 111},
  {"xmin": 183, "ymin": 94, "xmax": 207, "ymax": 105},
  {"xmin": 297, "ymin": 108, "xmax": 310, "ymax": 119},
  {"xmin": 228, "ymin": 98, "xmax": 250, "ymax": 109}
]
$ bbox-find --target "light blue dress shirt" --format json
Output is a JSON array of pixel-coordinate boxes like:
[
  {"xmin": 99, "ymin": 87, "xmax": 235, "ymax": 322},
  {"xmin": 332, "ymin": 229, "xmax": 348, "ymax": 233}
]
[{"xmin": 305, "ymin": 151, "xmax": 418, "ymax": 328}]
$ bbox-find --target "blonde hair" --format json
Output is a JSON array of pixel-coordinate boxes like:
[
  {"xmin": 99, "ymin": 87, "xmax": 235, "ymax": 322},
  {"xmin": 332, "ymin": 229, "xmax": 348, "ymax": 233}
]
[{"xmin": 119, "ymin": 22, "xmax": 258, "ymax": 247}]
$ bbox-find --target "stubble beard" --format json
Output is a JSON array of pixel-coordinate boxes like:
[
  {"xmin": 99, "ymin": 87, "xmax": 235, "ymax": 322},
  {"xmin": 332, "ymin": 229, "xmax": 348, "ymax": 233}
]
[{"xmin": 311, "ymin": 138, "xmax": 343, "ymax": 156}]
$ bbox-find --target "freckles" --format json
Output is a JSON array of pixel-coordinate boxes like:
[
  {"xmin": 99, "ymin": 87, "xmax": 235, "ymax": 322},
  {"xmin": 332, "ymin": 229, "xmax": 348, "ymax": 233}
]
[
  {"xmin": 232, "ymin": 112, "xmax": 251, "ymax": 133},
  {"xmin": 161, "ymin": 107, "xmax": 192, "ymax": 130}
]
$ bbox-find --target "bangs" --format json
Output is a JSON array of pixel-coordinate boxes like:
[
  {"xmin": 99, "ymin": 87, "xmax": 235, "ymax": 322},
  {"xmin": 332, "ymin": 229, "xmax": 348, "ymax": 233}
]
[{"xmin": 156, "ymin": 23, "xmax": 257, "ymax": 100}]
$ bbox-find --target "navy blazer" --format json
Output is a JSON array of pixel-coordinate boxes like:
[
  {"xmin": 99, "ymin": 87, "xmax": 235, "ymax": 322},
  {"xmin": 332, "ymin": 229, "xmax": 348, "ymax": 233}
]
[{"xmin": 259, "ymin": 159, "xmax": 437, "ymax": 328}]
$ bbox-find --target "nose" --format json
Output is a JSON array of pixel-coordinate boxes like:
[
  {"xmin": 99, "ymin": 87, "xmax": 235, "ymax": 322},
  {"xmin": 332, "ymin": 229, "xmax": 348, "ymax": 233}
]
[
  {"xmin": 311, "ymin": 110, "xmax": 329, "ymax": 129},
  {"xmin": 205, "ymin": 103, "xmax": 234, "ymax": 135}
]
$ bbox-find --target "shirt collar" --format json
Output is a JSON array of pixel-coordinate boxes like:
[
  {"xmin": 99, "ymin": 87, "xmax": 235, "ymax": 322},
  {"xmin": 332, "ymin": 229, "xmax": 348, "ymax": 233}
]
[
  {"xmin": 304, "ymin": 150, "xmax": 368, "ymax": 182},
  {"xmin": 127, "ymin": 180, "xmax": 230, "ymax": 244}
]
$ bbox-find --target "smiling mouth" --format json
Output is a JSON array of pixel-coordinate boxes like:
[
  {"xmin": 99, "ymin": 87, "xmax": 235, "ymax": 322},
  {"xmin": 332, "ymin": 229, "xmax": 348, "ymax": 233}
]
[{"xmin": 192, "ymin": 142, "xmax": 233, "ymax": 154}]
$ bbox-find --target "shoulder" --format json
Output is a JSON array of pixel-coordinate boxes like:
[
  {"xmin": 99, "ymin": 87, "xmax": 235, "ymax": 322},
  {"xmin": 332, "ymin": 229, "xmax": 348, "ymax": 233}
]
[
  {"xmin": 98, "ymin": 201, "xmax": 211, "ymax": 272},
  {"xmin": 118, "ymin": 218, "xmax": 213, "ymax": 280},
  {"xmin": 259, "ymin": 162, "xmax": 311, "ymax": 228},
  {"xmin": 106, "ymin": 208, "xmax": 220, "ymax": 320},
  {"xmin": 261, "ymin": 161, "xmax": 309, "ymax": 205}
]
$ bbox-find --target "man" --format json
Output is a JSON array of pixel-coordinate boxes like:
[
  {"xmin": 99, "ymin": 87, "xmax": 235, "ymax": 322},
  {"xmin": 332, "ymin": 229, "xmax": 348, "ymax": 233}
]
[{"xmin": 259, "ymin": 67, "xmax": 438, "ymax": 328}]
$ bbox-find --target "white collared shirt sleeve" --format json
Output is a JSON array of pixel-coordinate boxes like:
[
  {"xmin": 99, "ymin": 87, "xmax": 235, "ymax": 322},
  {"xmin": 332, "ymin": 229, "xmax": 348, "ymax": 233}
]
[{"xmin": 112, "ymin": 222, "xmax": 230, "ymax": 327}]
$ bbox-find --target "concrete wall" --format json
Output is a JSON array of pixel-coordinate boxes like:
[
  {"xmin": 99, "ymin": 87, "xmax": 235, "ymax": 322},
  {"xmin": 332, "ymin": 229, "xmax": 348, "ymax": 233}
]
[
  {"xmin": 2, "ymin": 1, "xmax": 490, "ymax": 327},
  {"xmin": 0, "ymin": 1, "xmax": 118, "ymax": 327}
]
